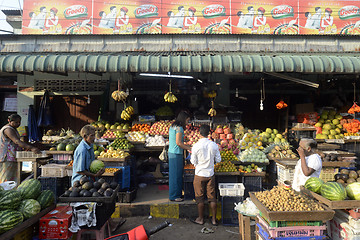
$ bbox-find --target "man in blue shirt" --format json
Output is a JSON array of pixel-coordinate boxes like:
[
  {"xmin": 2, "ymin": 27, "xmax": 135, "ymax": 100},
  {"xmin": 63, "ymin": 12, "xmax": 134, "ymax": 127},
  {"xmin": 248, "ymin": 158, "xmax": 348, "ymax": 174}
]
[{"xmin": 72, "ymin": 125, "xmax": 104, "ymax": 185}]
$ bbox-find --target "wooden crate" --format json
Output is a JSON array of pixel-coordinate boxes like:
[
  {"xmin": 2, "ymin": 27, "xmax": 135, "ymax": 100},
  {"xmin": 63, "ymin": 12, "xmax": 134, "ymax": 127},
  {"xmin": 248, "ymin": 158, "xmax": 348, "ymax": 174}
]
[
  {"xmin": 249, "ymin": 192, "xmax": 335, "ymax": 222},
  {"xmin": 301, "ymin": 186, "xmax": 360, "ymax": 209}
]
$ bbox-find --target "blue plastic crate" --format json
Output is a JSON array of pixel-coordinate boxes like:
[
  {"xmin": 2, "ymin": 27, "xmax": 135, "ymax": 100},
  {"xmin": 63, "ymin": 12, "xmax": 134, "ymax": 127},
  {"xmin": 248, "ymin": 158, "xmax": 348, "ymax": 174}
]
[
  {"xmin": 221, "ymin": 196, "xmax": 243, "ymax": 226},
  {"xmin": 38, "ymin": 176, "xmax": 70, "ymax": 202},
  {"xmin": 105, "ymin": 166, "xmax": 130, "ymax": 190},
  {"xmin": 257, "ymin": 223, "xmax": 328, "ymax": 240}
]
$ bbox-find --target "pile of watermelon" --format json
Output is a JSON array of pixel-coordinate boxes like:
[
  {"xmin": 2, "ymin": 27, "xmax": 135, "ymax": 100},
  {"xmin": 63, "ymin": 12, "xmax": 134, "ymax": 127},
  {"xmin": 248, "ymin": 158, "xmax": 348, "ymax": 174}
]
[
  {"xmin": 304, "ymin": 177, "xmax": 350, "ymax": 201},
  {"xmin": 0, "ymin": 179, "xmax": 55, "ymax": 234}
]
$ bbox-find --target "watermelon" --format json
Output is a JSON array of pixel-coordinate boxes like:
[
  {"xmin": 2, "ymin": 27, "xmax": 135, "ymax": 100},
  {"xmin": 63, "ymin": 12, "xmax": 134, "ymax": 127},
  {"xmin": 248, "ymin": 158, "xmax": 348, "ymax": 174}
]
[
  {"xmin": 19, "ymin": 199, "xmax": 41, "ymax": 219},
  {"xmin": 0, "ymin": 209, "xmax": 23, "ymax": 233},
  {"xmin": 0, "ymin": 190, "xmax": 21, "ymax": 210},
  {"xmin": 304, "ymin": 177, "xmax": 324, "ymax": 194},
  {"xmin": 17, "ymin": 179, "xmax": 41, "ymax": 200},
  {"xmin": 346, "ymin": 182, "xmax": 360, "ymax": 200},
  {"xmin": 0, "ymin": 185, "xmax": 4, "ymax": 192},
  {"xmin": 37, "ymin": 190, "xmax": 55, "ymax": 209},
  {"xmin": 320, "ymin": 182, "xmax": 347, "ymax": 201},
  {"xmin": 90, "ymin": 160, "xmax": 105, "ymax": 173}
]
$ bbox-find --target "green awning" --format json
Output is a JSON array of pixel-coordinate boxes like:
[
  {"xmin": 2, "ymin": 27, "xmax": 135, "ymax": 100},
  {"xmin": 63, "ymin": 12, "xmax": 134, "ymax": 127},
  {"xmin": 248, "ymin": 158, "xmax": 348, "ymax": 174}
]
[{"xmin": 1, "ymin": 53, "xmax": 360, "ymax": 73}]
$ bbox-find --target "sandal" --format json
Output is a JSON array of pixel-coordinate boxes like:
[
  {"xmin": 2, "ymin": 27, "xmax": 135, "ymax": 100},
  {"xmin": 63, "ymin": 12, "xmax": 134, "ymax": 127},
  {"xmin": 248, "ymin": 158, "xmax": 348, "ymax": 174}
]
[{"xmin": 190, "ymin": 218, "xmax": 204, "ymax": 225}]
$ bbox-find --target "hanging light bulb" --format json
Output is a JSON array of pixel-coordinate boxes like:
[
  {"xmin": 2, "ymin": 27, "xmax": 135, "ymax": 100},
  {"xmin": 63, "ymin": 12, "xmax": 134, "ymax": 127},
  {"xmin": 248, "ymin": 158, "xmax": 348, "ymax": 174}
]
[
  {"xmin": 260, "ymin": 99, "xmax": 264, "ymax": 111},
  {"xmin": 235, "ymin": 88, "xmax": 239, "ymax": 98},
  {"xmin": 87, "ymin": 95, "xmax": 91, "ymax": 104}
]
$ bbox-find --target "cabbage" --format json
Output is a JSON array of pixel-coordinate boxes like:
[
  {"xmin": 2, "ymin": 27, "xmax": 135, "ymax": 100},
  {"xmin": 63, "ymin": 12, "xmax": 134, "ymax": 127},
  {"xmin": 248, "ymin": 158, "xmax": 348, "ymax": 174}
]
[{"xmin": 346, "ymin": 182, "xmax": 360, "ymax": 200}]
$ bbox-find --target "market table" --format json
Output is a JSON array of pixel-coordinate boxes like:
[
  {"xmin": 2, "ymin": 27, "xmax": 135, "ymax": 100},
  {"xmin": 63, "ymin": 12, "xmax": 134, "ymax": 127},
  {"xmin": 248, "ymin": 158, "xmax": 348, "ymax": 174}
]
[
  {"xmin": 273, "ymin": 158, "xmax": 354, "ymax": 168},
  {"xmin": 0, "ymin": 204, "xmax": 55, "ymax": 239},
  {"xmin": 16, "ymin": 156, "xmax": 51, "ymax": 181}
]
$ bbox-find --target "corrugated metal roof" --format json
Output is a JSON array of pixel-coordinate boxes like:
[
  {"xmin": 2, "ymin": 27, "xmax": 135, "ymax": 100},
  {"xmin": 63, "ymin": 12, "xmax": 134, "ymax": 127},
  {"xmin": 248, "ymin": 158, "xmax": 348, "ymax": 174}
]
[
  {"xmin": 1, "ymin": 9, "xmax": 22, "ymax": 16},
  {"xmin": 1, "ymin": 53, "xmax": 360, "ymax": 73}
]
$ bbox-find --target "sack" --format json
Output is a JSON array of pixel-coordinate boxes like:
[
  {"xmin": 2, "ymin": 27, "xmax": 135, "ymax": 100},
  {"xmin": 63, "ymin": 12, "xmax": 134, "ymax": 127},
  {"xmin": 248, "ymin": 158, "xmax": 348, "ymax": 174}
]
[{"xmin": 159, "ymin": 146, "xmax": 168, "ymax": 162}]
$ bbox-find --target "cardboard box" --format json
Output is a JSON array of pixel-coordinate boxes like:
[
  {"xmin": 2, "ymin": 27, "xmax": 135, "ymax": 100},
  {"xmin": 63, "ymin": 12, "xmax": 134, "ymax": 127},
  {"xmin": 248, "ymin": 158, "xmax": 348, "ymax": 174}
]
[{"xmin": 39, "ymin": 206, "xmax": 72, "ymax": 239}]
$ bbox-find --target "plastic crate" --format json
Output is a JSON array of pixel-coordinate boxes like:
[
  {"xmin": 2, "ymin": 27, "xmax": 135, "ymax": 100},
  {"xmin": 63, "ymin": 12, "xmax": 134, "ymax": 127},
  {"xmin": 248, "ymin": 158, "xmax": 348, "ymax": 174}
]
[
  {"xmin": 319, "ymin": 167, "xmax": 339, "ymax": 182},
  {"xmin": 16, "ymin": 151, "xmax": 48, "ymax": 158},
  {"xmin": 53, "ymin": 154, "xmax": 73, "ymax": 161},
  {"xmin": 103, "ymin": 166, "xmax": 130, "ymax": 190},
  {"xmin": 40, "ymin": 164, "xmax": 68, "ymax": 177},
  {"xmin": 276, "ymin": 163, "xmax": 295, "ymax": 184},
  {"xmin": 218, "ymin": 183, "xmax": 244, "ymax": 196},
  {"xmin": 242, "ymin": 176, "xmax": 263, "ymax": 198},
  {"xmin": 118, "ymin": 188, "xmax": 137, "ymax": 203},
  {"xmin": 38, "ymin": 176, "xmax": 70, "ymax": 202},
  {"xmin": 258, "ymin": 215, "xmax": 326, "ymax": 238},
  {"xmin": 184, "ymin": 181, "xmax": 195, "ymax": 200},
  {"xmin": 257, "ymin": 223, "xmax": 328, "ymax": 240},
  {"xmin": 221, "ymin": 196, "xmax": 244, "ymax": 226},
  {"xmin": 259, "ymin": 212, "xmax": 323, "ymax": 228}
]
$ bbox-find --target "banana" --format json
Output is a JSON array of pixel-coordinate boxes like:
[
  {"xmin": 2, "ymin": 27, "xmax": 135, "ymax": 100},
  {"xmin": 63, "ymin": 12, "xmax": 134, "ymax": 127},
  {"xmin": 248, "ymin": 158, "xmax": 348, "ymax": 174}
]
[
  {"xmin": 111, "ymin": 90, "xmax": 128, "ymax": 101},
  {"xmin": 208, "ymin": 108, "xmax": 217, "ymax": 117},
  {"xmin": 164, "ymin": 92, "xmax": 177, "ymax": 103}
]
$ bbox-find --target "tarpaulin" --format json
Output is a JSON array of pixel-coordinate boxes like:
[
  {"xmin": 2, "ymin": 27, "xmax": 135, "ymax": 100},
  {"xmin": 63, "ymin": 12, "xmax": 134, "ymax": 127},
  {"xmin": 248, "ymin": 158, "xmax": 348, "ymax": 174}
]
[
  {"xmin": 37, "ymin": 90, "xmax": 53, "ymax": 127},
  {"xmin": 28, "ymin": 105, "xmax": 40, "ymax": 142}
]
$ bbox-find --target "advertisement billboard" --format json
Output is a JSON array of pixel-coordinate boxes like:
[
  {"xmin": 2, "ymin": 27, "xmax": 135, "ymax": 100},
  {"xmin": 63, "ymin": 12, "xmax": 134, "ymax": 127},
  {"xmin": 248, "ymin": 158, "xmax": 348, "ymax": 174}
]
[{"xmin": 22, "ymin": 0, "xmax": 360, "ymax": 35}]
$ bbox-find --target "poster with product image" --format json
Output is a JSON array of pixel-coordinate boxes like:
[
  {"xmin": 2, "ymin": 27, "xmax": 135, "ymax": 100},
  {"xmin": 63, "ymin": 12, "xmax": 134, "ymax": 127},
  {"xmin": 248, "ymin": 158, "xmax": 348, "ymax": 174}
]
[
  {"xmin": 231, "ymin": 0, "xmax": 299, "ymax": 34},
  {"xmin": 93, "ymin": 0, "xmax": 162, "ymax": 34},
  {"xmin": 299, "ymin": 0, "xmax": 360, "ymax": 34},
  {"xmin": 161, "ymin": 0, "xmax": 231, "ymax": 34},
  {"xmin": 23, "ymin": 0, "xmax": 93, "ymax": 34}
]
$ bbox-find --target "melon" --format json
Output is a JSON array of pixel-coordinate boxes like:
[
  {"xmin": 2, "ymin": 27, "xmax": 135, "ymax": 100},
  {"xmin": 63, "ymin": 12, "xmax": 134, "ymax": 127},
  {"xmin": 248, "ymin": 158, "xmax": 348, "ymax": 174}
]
[
  {"xmin": 346, "ymin": 182, "xmax": 360, "ymax": 200},
  {"xmin": 57, "ymin": 143, "xmax": 66, "ymax": 151},
  {"xmin": 89, "ymin": 160, "xmax": 105, "ymax": 173},
  {"xmin": 304, "ymin": 177, "xmax": 324, "ymax": 194},
  {"xmin": 320, "ymin": 182, "xmax": 347, "ymax": 201}
]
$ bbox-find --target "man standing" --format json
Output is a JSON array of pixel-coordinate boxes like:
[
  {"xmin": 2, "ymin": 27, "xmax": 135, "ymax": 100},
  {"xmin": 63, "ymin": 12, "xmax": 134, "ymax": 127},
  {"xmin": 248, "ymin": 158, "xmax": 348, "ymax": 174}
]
[
  {"xmin": 174, "ymin": 6, "xmax": 186, "ymax": 28},
  {"xmin": 190, "ymin": 125, "xmax": 221, "ymax": 225},
  {"xmin": 243, "ymin": 6, "xmax": 255, "ymax": 29},
  {"xmin": 292, "ymin": 138, "xmax": 322, "ymax": 191}
]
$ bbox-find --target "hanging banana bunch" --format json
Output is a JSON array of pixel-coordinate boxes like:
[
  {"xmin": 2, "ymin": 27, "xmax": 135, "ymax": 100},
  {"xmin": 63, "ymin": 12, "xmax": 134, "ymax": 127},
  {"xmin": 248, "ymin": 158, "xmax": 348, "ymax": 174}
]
[
  {"xmin": 121, "ymin": 106, "xmax": 134, "ymax": 121},
  {"xmin": 111, "ymin": 80, "xmax": 128, "ymax": 102},
  {"xmin": 208, "ymin": 101, "xmax": 217, "ymax": 117},
  {"xmin": 164, "ymin": 80, "xmax": 177, "ymax": 103}
]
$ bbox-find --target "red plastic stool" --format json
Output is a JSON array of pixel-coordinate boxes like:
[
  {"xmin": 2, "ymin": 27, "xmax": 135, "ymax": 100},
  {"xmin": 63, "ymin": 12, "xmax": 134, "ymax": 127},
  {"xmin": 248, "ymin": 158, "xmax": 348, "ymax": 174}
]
[{"xmin": 76, "ymin": 220, "xmax": 111, "ymax": 240}]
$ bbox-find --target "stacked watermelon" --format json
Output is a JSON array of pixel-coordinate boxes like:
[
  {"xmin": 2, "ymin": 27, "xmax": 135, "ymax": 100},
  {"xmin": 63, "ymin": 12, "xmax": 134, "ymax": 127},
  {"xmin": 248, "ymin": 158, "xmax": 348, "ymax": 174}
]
[
  {"xmin": 0, "ymin": 178, "xmax": 55, "ymax": 234},
  {"xmin": 304, "ymin": 178, "xmax": 348, "ymax": 201}
]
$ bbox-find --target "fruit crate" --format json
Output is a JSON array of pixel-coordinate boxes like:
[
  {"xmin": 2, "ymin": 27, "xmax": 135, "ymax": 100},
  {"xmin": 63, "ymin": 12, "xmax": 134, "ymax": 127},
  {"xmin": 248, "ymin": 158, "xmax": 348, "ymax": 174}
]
[
  {"xmin": 38, "ymin": 176, "xmax": 70, "ymax": 202},
  {"xmin": 218, "ymin": 183, "xmax": 244, "ymax": 196},
  {"xmin": 104, "ymin": 166, "xmax": 130, "ymax": 190},
  {"xmin": 259, "ymin": 212, "xmax": 323, "ymax": 228},
  {"xmin": 319, "ymin": 167, "xmax": 339, "ymax": 182},
  {"xmin": 257, "ymin": 215, "xmax": 326, "ymax": 238},
  {"xmin": 117, "ymin": 188, "xmax": 137, "ymax": 203},
  {"xmin": 40, "ymin": 164, "xmax": 68, "ymax": 177},
  {"xmin": 221, "ymin": 196, "xmax": 244, "ymax": 226},
  {"xmin": 242, "ymin": 176, "xmax": 263, "ymax": 198},
  {"xmin": 257, "ymin": 223, "xmax": 328, "ymax": 240},
  {"xmin": 276, "ymin": 163, "xmax": 295, "ymax": 184}
]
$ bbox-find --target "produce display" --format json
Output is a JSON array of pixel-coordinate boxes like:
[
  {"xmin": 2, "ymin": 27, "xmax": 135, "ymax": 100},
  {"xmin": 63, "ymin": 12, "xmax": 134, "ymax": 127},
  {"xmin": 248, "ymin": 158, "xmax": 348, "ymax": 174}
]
[
  {"xmin": 304, "ymin": 177, "xmax": 324, "ymax": 194},
  {"xmin": 184, "ymin": 163, "xmax": 195, "ymax": 169},
  {"xmin": 214, "ymin": 161, "xmax": 237, "ymax": 172},
  {"xmin": 99, "ymin": 149, "xmax": 130, "ymax": 159},
  {"xmin": 254, "ymin": 186, "xmax": 324, "ymax": 211},
  {"xmin": 335, "ymin": 169, "xmax": 360, "ymax": 185},
  {"xmin": 346, "ymin": 182, "xmax": 360, "ymax": 200},
  {"xmin": 105, "ymin": 168, "xmax": 119, "ymax": 173},
  {"xmin": 259, "ymin": 128, "xmax": 285, "ymax": 144},
  {"xmin": 315, "ymin": 110, "xmax": 344, "ymax": 139},
  {"xmin": 234, "ymin": 123, "xmax": 246, "ymax": 141},
  {"xmin": 265, "ymin": 143, "xmax": 297, "ymax": 159},
  {"xmin": 131, "ymin": 123, "xmax": 151, "ymax": 132},
  {"xmin": 342, "ymin": 119, "xmax": 360, "ymax": 136},
  {"xmin": 220, "ymin": 150, "xmax": 238, "ymax": 161},
  {"xmin": 148, "ymin": 120, "xmax": 174, "ymax": 136},
  {"xmin": 121, "ymin": 106, "xmax": 134, "ymax": 121},
  {"xmin": 126, "ymin": 131, "xmax": 146, "ymax": 142},
  {"xmin": 145, "ymin": 135, "xmax": 166, "ymax": 147},
  {"xmin": 238, "ymin": 148, "xmax": 269, "ymax": 163},
  {"xmin": 49, "ymin": 135, "xmax": 81, "ymax": 151},
  {"xmin": 101, "ymin": 130, "xmax": 126, "ymax": 139},
  {"xmin": 184, "ymin": 125, "xmax": 201, "ymax": 146},
  {"xmin": 212, "ymin": 125, "xmax": 233, "ymax": 141},
  {"xmin": 238, "ymin": 131, "xmax": 264, "ymax": 150},
  {"xmin": 111, "ymin": 90, "xmax": 128, "ymax": 102},
  {"xmin": 63, "ymin": 176, "xmax": 118, "ymax": 198},
  {"xmin": 108, "ymin": 138, "xmax": 134, "ymax": 150},
  {"xmin": 304, "ymin": 177, "xmax": 348, "ymax": 201},
  {"xmin": 238, "ymin": 164, "xmax": 262, "ymax": 173},
  {"xmin": 0, "ymin": 179, "xmax": 55, "ymax": 234}
]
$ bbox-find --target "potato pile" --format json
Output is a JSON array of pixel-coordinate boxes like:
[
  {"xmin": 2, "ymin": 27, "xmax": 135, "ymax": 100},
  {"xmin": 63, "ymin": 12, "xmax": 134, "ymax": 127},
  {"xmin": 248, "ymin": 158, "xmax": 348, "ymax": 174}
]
[{"xmin": 254, "ymin": 186, "xmax": 324, "ymax": 212}]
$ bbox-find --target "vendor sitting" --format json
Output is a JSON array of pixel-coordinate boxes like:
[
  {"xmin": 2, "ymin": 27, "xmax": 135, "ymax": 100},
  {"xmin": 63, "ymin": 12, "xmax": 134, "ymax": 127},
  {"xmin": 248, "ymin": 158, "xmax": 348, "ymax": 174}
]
[
  {"xmin": 71, "ymin": 125, "xmax": 104, "ymax": 185},
  {"xmin": 292, "ymin": 138, "xmax": 322, "ymax": 191}
]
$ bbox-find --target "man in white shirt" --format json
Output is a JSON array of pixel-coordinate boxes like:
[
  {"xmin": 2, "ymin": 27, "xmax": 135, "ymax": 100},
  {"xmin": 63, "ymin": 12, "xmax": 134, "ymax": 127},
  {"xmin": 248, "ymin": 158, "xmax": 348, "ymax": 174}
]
[
  {"xmin": 190, "ymin": 125, "xmax": 221, "ymax": 225},
  {"xmin": 292, "ymin": 138, "xmax": 322, "ymax": 191}
]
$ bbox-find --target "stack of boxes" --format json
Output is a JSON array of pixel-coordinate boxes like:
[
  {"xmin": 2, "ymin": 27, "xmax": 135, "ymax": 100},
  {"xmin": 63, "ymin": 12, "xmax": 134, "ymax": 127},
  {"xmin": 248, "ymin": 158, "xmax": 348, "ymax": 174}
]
[
  {"xmin": 327, "ymin": 209, "xmax": 360, "ymax": 240},
  {"xmin": 218, "ymin": 183, "xmax": 244, "ymax": 226}
]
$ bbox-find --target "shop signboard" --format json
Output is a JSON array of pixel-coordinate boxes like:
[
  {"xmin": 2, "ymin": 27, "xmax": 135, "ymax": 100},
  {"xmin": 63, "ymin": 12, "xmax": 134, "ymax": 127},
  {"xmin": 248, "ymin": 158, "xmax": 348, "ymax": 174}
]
[
  {"xmin": 299, "ymin": 0, "xmax": 360, "ymax": 35},
  {"xmin": 21, "ymin": 0, "xmax": 360, "ymax": 35},
  {"xmin": 231, "ymin": 0, "xmax": 299, "ymax": 34},
  {"xmin": 161, "ymin": 0, "xmax": 231, "ymax": 34},
  {"xmin": 22, "ymin": 0, "xmax": 93, "ymax": 34}
]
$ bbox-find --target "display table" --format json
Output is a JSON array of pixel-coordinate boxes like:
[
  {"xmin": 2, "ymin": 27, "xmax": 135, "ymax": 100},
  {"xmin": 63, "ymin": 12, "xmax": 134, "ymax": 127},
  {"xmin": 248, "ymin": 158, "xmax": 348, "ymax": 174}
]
[
  {"xmin": 238, "ymin": 213, "xmax": 256, "ymax": 240},
  {"xmin": 16, "ymin": 156, "xmax": 51, "ymax": 181},
  {"xmin": 0, "ymin": 204, "xmax": 55, "ymax": 239}
]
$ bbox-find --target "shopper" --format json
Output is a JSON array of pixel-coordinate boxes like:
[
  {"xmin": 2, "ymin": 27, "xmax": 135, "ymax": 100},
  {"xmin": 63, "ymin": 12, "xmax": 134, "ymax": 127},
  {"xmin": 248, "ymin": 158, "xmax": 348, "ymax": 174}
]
[
  {"xmin": 190, "ymin": 125, "xmax": 221, "ymax": 225},
  {"xmin": 0, "ymin": 114, "xmax": 40, "ymax": 184},
  {"xmin": 72, "ymin": 124, "xmax": 105, "ymax": 185},
  {"xmin": 292, "ymin": 138, "xmax": 322, "ymax": 191},
  {"xmin": 168, "ymin": 111, "xmax": 191, "ymax": 202}
]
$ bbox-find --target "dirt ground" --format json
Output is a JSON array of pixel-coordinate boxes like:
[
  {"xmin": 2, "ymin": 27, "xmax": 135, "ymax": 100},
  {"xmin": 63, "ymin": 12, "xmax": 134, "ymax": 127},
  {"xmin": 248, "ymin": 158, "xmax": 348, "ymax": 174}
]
[{"xmin": 111, "ymin": 216, "xmax": 247, "ymax": 240}]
